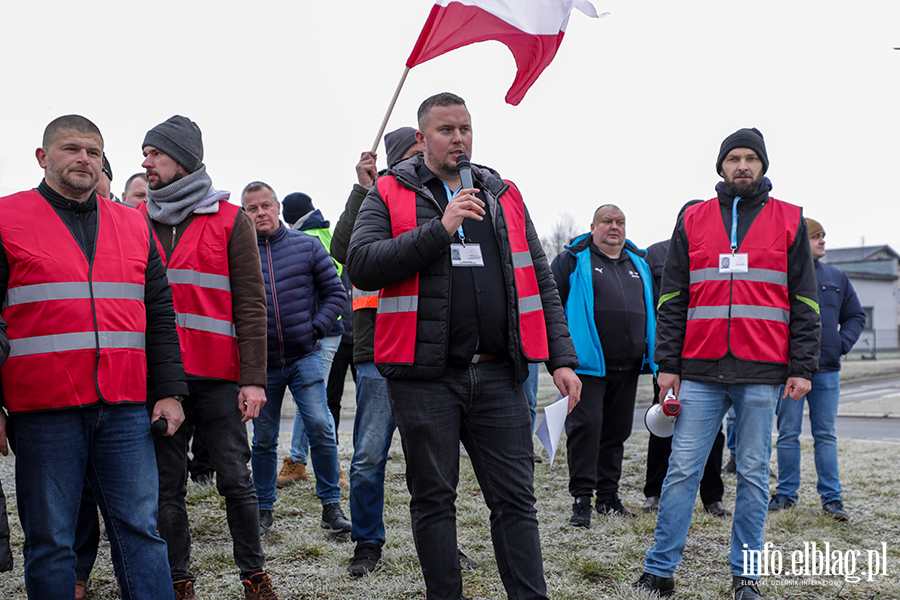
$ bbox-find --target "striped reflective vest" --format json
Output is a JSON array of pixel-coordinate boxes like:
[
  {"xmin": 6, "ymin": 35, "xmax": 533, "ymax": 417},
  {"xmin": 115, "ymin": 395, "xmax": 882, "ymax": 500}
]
[
  {"xmin": 140, "ymin": 202, "xmax": 241, "ymax": 381},
  {"xmin": 682, "ymin": 197, "xmax": 800, "ymax": 364},
  {"xmin": 0, "ymin": 191, "xmax": 149, "ymax": 413},
  {"xmin": 373, "ymin": 176, "xmax": 549, "ymax": 364},
  {"xmin": 352, "ymin": 287, "xmax": 378, "ymax": 311}
]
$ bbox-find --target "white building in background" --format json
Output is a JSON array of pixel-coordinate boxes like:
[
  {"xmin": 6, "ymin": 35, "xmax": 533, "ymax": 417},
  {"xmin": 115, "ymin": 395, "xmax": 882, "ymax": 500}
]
[{"xmin": 823, "ymin": 245, "xmax": 900, "ymax": 354}]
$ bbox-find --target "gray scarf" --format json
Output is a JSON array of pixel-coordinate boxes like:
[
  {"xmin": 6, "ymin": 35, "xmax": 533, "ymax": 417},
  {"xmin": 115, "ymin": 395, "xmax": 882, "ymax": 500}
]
[{"xmin": 146, "ymin": 165, "xmax": 220, "ymax": 226}]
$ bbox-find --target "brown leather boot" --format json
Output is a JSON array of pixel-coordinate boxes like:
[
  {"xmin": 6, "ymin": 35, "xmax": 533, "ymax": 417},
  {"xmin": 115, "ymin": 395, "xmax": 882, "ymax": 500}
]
[
  {"xmin": 242, "ymin": 572, "xmax": 279, "ymax": 600},
  {"xmin": 75, "ymin": 580, "xmax": 88, "ymax": 600},
  {"xmin": 173, "ymin": 579, "xmax": 198, "ymax": 600},
  {"xmin": 276, "ymin": 457, "xmax": 307, "ymax": 488}
]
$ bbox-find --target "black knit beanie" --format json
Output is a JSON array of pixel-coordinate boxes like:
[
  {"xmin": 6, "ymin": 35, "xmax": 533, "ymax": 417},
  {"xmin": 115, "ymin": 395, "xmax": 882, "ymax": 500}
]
[
  {"xmin": 142, "ymin": 115, "xmax": 204, "ymax": 173},
  {"xmin": 102, "ymin": 153, "xmax": 113, "ymax": 181},
  {"xmin": 716, "ymin": 128, "xmax": 768, "ymax": 176},
  {"xmin": 384, "ymin": 126, "xmax": 419, "ymax": 166},
  {"xmin": 282, "ymin": 192, "xmax": 315, "ymax": 224}
]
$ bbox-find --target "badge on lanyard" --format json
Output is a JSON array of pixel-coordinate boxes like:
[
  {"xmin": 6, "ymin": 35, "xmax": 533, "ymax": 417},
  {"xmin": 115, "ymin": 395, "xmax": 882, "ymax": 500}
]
[
  {"xmin": 451, "ymin": 243, "xmax": 484, "ymax": 267},
  {"xmin": 719, "ymin": 253, "xmax": 748, "ymax": 273}
]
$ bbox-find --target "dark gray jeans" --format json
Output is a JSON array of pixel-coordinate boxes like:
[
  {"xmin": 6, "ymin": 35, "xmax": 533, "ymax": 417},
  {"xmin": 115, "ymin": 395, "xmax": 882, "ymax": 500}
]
[
  {"xmin": 387, "ymin": 360, "xmax": 548, "ymax": 600},
  {"xmin": 152, "ymin": 379, "xmax": 265, "ymax": 581}
]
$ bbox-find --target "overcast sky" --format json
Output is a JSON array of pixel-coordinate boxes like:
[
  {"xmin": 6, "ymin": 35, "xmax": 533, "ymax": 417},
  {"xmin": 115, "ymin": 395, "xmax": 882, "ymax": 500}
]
[{"xmin": 1, "ymin": 0, "xmax": 898, "ymax": 251}]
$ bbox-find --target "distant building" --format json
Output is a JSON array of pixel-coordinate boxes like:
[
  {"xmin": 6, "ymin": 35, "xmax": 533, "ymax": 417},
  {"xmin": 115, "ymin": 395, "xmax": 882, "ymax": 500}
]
[{"xmin": 824, "ymin": 245, "xmax": 900, "ymax": 353}]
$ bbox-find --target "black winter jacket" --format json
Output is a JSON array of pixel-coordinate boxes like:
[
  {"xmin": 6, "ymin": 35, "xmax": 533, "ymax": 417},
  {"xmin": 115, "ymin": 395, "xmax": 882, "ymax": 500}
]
[
  {"xmin": 332, "ymin": 183, "xmax": 378, "ymax": 364},
  {"xmin": 655, "ymin": 178, "xmax": 821, "ymax": 384},
  {"xmin": 346, "ymin": 155, "xmax": 577, "ymax": 382}
]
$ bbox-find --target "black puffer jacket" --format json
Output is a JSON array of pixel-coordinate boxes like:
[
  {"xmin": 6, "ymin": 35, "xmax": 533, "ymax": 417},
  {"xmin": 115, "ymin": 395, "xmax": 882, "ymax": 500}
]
[{"xmin": 346, "ymin": 155, "xmax": 577, "ymax": 382}]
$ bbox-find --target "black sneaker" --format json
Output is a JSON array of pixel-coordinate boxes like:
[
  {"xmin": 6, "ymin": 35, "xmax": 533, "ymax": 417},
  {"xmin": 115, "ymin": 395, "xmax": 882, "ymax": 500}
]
[
  {"xmin": 724, "ymin": 453, "xmax": 736, "ymax": 474},
  {"xmin": 822, "ymin": 499, "xmax": 849, "ymax": 521},
  {"xmin": 732, "ymin": 575, "xmax": 761, "ymax": 599},
  {"xmin": 259, "ymin": 509, "xmax": 274, "ymax": 535},
  {"xmin": 597, "ymin": 495, "xmax": 636, "ymax": 518},
  {"xmin": 321, "ymin": 502, "xmax": 352, "ymax": 533},
  {"xmin": 767, "ymin": 494, "xmax": 795, "ymax": 512},
  {"xmin": 348, "ymin": 543, "xmax": 382, "ymax": 578},
  {"xmin": 633, "ymin": 572, "xmax": 675, "ymax": 597},
  {"xmin": 569, "ymin": 496, "xmax": 592, "ymax": 528},
  {"xmin": 458, "ymin": 548, "xmax": 479, "ymax": 571}
]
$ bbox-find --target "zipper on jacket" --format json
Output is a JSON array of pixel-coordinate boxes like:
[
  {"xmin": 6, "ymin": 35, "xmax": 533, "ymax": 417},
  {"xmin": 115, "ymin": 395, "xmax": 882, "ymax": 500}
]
[{"xmin": 266, "ymin": 239, "xmax": 286, "ymax": 366}]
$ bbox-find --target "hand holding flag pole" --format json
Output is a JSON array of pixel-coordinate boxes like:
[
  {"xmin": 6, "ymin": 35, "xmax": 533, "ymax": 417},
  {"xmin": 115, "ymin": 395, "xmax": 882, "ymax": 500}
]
[{"xmin": 371, "ymin": 0, "xmax": 606, "ymax": 153}]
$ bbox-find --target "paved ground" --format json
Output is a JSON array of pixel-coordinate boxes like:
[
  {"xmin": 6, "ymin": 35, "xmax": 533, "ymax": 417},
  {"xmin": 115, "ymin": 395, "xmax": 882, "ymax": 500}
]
[{"xmin": 282, "ymin": 358, "xmax": 900, "ymax": 442}]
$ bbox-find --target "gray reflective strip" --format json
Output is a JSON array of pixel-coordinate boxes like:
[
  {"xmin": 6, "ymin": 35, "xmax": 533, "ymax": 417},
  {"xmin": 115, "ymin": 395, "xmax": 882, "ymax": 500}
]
[
  {"xmin": 687, "ymin": 305, "xmax": 789, "ymax": 324},
  {"xmin": 9, "ymin": 331, "xmax": 145, "ymax": 358},
  {"xmin": 175, "ymin": 312, "xmax": 237, "ymax": 337},
  {"xmin": 352, "ymin": 288, "xmax": 379, "ymax": 299},
  {"xmin": 512, "ymin": 251, "xmax": 533, "ymax": 269},
  {"xmin": 518, "ymin": 294, "xmax": 543, "ymax": 315},
  {"xmin": 687, "ymin": 306, "xmax": 730, "ymax": 320},
  {"xmin": 732, "ymin": 305, "xmax": 790, "ymax": 324},
  {"xmin": 166, "ymin": 269, "xmax": 232, "ymax": 292},
  {"xmin": 689, "ymin": 268, "xmax": 787, "ymax": 286},
  {"xmin": 5, "ymin": 282, "xmax": 145, "ymax": 306},
  {"xmin": 377, "ymin": 296, "xmax": 418, "ymax": 314}
]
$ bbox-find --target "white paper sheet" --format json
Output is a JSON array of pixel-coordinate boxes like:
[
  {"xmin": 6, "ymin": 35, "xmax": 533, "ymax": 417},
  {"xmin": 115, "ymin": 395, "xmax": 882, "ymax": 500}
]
[{"xmin": 534, "ymin": 394, "xmax": 568, "ymax": 469}]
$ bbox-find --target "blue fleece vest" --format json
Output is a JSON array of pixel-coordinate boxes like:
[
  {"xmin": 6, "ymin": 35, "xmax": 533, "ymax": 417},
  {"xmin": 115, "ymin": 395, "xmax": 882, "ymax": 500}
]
[{"xmin": 564, "ymin": 233, "xmax": 657, "ymax": 377}]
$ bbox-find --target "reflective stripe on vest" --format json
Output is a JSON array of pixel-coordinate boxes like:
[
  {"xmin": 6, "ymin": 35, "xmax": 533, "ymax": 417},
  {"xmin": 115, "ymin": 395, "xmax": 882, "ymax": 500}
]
[
  {"xmin": 682, "ymin": 197, "xmax": 800, "ymax": 364},
  {"xmin": 372, "ymin": 175, "xmax": 549, "ymax": 365},
  {"xmin": 139, "ymin": 201, "xmax": 242, "ymax": 381},
  {"xmin": 352, "ymin": 287, "xmax": 379, "ymax": 311},
  {"xmin": 0, "ymin": 191, "xmax": 149, "ymax": 413}
]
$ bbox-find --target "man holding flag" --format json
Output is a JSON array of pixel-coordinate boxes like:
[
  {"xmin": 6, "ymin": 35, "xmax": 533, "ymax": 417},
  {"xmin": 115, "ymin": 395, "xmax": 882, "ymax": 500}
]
[{"xmin": 347, "ymin": 92, "xmax": 580, "ymax": 600}]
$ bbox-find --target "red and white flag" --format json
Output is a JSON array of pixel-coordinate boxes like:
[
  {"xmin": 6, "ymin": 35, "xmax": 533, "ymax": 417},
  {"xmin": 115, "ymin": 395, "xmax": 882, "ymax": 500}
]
[{"xmin": 406, "ymin": 0, "xmax": 605, "ymax": 105}]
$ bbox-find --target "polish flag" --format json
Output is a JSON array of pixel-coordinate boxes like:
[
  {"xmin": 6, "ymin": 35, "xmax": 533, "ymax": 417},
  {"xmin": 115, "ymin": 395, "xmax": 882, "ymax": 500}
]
[{"xmin": 406, "ymin": 0, "xmax": 605, "ymax": 105}]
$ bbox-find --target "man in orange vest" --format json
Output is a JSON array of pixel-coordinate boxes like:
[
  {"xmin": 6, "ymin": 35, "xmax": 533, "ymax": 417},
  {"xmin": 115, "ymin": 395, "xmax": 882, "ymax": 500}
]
[
  {"xmin": 634, "ymin": 128, "xmax": 821, "ymax": 600},
  {"xmin": 0, "ymin": 115, "xmax": 187, "ymax": 599},
  {"xmin": 139, "ymin": 116, "xmax": 278, "ymax": 600},
  {"xmin": 347, "ymin": 92, "xmax": 582, "ymax": 600}
]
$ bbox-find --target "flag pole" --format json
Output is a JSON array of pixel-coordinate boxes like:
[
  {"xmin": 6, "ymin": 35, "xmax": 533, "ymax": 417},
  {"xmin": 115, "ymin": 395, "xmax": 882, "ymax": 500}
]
[{"xmin": 372, "ymin": 66, "xmax": 411, "ymax": 153}]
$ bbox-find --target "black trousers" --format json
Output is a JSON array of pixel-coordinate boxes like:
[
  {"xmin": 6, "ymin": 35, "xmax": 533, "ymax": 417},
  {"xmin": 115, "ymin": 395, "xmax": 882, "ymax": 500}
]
[
  {"xmin": 566, "ymin": 370, "xmax": 640, "ymax": 501},
  {"xmin": 325, "ymin": 340, "xmax": 355, "ymax": 440},
  {"xmin": 643, "ymin": 379, "xmax": 725, "ymax": 504}
]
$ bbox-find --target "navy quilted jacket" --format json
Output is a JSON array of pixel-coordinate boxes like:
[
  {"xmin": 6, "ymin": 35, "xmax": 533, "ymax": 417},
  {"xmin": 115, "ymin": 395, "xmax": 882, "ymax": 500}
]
[{"xmin": 257, "ymin": 225, "xmax": 345, "ymax": 367}]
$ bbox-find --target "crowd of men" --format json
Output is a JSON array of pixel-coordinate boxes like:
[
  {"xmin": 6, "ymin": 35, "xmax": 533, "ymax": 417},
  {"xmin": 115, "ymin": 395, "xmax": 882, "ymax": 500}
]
[{"xmin": 0, "ymin": 96, "xmax": 864, "ymax": 600}]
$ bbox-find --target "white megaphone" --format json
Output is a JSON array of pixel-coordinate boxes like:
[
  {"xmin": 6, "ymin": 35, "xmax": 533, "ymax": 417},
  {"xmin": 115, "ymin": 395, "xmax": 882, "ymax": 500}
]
[{"xmin": 644, "ymin": 389, "xmax": 681, "ymax": 438}]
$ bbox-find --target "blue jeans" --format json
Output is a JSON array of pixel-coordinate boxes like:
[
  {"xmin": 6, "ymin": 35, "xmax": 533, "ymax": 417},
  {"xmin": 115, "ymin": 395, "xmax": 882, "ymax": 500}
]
[
  {"xmin": 253, "ymin": 353, "xmax": 342, "ymax": 508},
  {"xmin": 775, "ymin": 370, "xmax": 842, "ymax": 504},
  {"xmin": 726, "ymin": 406, "xmax": 736, "ymax": 454},
  {"xmin": 11, "ymin": 405, "xmax": 174, "ymax": 600},
  {"xmin": 290, "ymin": 335, "xmax": 342, "ymax": 464},
  {"xmin": 388, "ymin": 360, "xmax": 548, "ymax": 600},
  {"xmin": 349, "ymin": 362, "xmax": 396, "ymax": 547},
  {"xmin": 644, "ymin": 381, "xmax": 779, "ymax": 579}
]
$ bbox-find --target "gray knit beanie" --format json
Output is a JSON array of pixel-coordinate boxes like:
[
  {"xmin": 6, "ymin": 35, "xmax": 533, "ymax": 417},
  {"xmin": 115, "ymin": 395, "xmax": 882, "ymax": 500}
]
[
  {"xmin": 142, "ymin": 115, "xmax": 204, "ymax": 173},
  {"xmin": 384, "ymin": 126, "xmax": 419, "ymax": 166}
]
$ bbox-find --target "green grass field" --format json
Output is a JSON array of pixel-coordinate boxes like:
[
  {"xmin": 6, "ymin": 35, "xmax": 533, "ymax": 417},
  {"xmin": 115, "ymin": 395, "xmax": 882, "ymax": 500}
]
[{"xmin": 0, "ymin": 423, "xmax": 897, "ymax": 599}]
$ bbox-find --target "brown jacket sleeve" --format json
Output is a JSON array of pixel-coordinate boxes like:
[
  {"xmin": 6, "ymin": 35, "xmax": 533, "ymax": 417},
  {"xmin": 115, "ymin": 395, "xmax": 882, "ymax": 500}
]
[{"xmin": 228, "ymin": 210, "xmax": 268, "ymax": 387}]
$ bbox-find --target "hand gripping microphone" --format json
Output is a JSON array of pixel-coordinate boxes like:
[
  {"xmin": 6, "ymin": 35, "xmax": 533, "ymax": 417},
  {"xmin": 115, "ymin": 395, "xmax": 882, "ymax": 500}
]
[
  {"xmin": 644, "ymin": 389, "xmax": 681, "ymax": 438},
  {"xmin": 456, "ymin": 155, "xmax": 474, "ymax": 190}
]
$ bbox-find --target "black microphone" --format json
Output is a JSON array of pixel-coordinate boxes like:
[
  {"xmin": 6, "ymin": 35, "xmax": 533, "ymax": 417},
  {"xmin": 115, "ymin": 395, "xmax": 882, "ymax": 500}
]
[
  {"xmin": 151, "ymin": 418, "xmax": 168, "ymax": 436},
  {"xmin": 456, "ymin": 155, "xmax": 474, "ymax": 190}
]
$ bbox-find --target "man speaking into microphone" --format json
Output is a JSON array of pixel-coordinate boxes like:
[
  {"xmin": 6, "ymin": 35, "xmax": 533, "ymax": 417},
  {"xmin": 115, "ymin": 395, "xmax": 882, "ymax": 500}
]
[{"xmin": 348, "ymin": 92, "xmax": 581, "ymax": 600}]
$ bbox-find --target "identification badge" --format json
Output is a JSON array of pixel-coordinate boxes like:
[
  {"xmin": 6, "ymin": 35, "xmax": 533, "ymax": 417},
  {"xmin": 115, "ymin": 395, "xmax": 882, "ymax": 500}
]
[
  {"xmin": 719, "ymin": 253, "xmax": 748, "ymax": 273},
  {"xmin": 451, "ymin": 243, "xmax": 484, "ymax": 267}
]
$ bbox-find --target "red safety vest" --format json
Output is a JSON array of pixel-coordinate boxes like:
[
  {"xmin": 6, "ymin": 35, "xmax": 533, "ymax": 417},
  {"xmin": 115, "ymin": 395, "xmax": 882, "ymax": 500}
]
[
  {"xmin": 682, "ymin": 197, "xmax": 800, "ymax": 364},
  {"xmin": 0, "ymin": 191, "xmax": 149, "ymax": 413},
  {"xmin": 139, "ymin": 202, "xmax": 241, "ymax": 381},
  {"xmin": 372, "ymin": 176, "xmax": 549, "ymax": 364}
]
